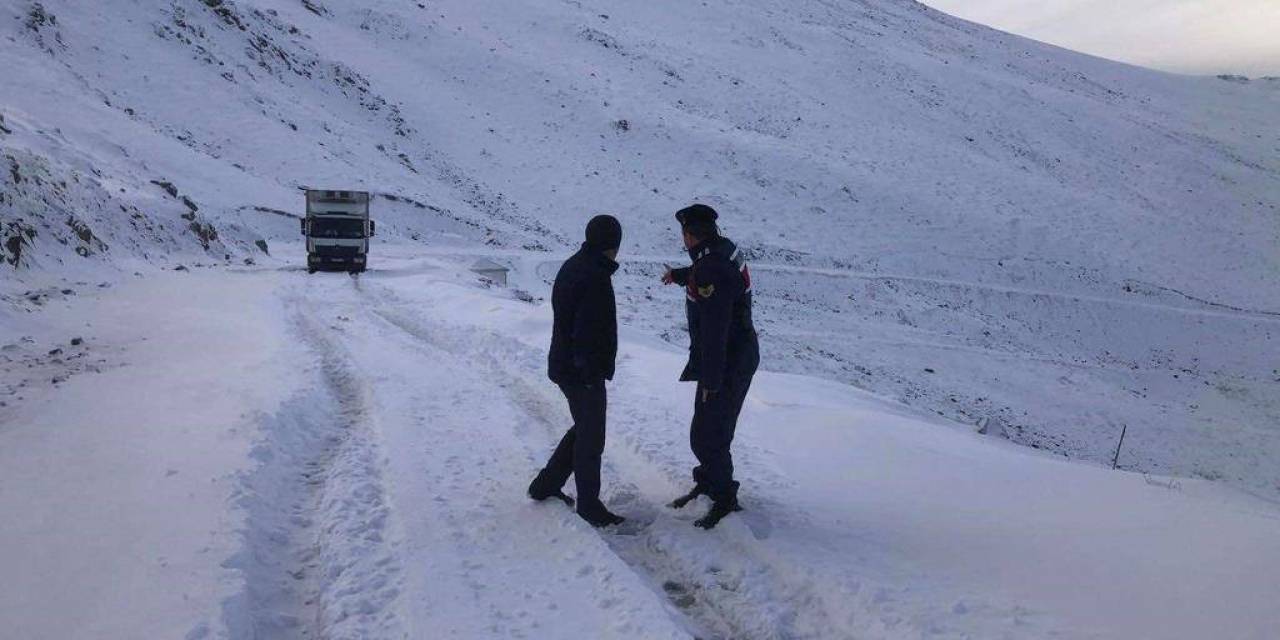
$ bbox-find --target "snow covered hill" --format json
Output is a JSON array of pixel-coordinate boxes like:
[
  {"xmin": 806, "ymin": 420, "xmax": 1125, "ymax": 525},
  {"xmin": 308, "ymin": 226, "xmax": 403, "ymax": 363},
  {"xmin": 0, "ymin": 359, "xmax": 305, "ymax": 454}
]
[
  {"xmin": 2, "ymin": 1, "xmax": 1279, "ymax": 638},
  {"xmin": 3, "ymin": 0, "xmax": 1278, "ymax": 498}
]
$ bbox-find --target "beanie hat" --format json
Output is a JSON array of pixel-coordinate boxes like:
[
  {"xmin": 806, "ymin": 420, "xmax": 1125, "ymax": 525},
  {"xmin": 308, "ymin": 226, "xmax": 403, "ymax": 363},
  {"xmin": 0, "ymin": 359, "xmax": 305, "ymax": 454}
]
[{"xmin": 585, "ymin": 214, "xmax": 622, "ymax": 251}]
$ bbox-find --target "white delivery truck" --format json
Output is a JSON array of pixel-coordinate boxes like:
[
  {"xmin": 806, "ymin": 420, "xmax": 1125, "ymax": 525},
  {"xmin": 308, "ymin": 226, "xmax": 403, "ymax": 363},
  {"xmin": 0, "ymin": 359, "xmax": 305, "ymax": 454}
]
[{"xmin": 301, "ymin": 189, "xmax": 375, "ymax": 273}]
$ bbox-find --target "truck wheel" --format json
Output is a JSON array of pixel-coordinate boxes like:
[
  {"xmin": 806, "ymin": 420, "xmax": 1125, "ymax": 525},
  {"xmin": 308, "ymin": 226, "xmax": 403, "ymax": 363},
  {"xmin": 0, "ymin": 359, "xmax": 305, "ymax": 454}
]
[{"xmin": 307, "ymin": 267, "xmax": 317, "ymax": 274}]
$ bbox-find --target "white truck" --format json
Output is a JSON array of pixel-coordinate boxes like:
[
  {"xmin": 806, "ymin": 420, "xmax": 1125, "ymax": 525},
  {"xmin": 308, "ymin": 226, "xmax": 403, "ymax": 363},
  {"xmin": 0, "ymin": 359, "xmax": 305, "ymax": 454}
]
[{"xmin": 301, "ymin": 189, "xmax": 375, "ymax": 273}]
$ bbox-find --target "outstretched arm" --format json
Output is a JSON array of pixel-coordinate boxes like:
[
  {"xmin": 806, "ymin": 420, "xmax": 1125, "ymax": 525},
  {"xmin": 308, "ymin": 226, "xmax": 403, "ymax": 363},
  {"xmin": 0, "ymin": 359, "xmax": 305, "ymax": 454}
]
[{"xmin": 662, "ymin": 265, "xmax": 691, "ymax": 286}]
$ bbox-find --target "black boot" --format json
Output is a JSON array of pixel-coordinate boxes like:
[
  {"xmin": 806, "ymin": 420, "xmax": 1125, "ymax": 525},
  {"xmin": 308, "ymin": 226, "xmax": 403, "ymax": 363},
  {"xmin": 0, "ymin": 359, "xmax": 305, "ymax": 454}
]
[
  {"xmin": 693, "ymin": 499, "xmax": 742, "ymax": 530},
  {"xmin": 528, "ymin": 476, "xmax": 574, "ymax": 507},
  {"xmin": 578, "ymin": 504, "xmax": 626, "ymax": 528},
  {"xmin": 669, "ymin": 485, "xmax": 704, "ymax": 509}
]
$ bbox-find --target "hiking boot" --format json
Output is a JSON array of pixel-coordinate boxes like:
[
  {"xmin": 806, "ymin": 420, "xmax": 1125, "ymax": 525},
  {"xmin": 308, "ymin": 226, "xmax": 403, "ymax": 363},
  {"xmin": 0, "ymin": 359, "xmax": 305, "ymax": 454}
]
[
  {"xmin": 669, "ymin": 485, "xmax": 704, "ymax": 509},
  {"xmin": 578, "ymin": 505, "xmax": 626, "ymax": 528},
  {"xmin": 693, "ymin": 499, "xmax": 741, "ymax": 530},
  {"xmin": 527, "ymin": 477, "xmax": 574, "ymax": 507}
]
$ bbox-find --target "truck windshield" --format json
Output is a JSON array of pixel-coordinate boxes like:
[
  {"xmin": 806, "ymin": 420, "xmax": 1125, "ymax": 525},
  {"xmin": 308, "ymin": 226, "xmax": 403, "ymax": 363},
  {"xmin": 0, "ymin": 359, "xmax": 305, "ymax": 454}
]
[{"xmin": 309, "ymin": 218, "xmax": 365, "ymax": 239}]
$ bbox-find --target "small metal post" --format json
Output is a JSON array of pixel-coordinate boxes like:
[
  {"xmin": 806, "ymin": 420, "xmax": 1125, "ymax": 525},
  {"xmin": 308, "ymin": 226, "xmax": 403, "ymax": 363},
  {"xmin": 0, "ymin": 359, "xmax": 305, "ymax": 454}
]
[{"xmin": 1112, "ymin": 424, "xmax": 1128, "ymax": 470}]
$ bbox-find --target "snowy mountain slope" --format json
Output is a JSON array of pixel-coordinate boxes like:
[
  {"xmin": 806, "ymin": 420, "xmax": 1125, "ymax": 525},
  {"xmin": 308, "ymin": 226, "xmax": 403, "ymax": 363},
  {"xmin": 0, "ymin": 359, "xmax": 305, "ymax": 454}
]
[
  {"xmin": 1, "ymin": 6, "xmax": 1279, "ymax": 636},
  {"xmin": 2, "ymin": 251, "xmax": 1278, "ymax": 640},
  {"xmin": 2, "ymin": 0, "xmax": 1277, "ymax": 498},
  {"xmin": 3, "ymin": 0, "xmax": 1277, "ymax": 294}
]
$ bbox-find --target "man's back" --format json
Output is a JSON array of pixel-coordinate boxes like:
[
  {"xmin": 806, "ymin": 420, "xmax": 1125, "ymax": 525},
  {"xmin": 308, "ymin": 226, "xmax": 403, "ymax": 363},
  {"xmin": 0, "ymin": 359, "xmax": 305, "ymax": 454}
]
[{"xmin": 548, "ymin": 248, "xmax": 618, "ymax": 385}]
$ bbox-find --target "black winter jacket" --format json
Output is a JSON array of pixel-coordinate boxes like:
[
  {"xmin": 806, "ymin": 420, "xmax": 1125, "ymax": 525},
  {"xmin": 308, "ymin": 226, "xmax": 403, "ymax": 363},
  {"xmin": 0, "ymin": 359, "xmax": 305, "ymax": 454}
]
[
  {"xmin": 548, "ymin": 244, "xmax": 619, "ymax": 385},
  {"xmin": 670, "ymin": 237, "xmax": 759, "ymax": 390}
]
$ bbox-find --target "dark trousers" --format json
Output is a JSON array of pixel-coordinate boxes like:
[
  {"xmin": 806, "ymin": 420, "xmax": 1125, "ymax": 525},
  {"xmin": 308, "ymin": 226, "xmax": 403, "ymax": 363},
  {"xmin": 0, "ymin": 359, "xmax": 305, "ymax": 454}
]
[
  {"xmin": 532, "ymin": 383, "xmax": 607, "ymax": 513},
  {"xmin": 690, "ymin": 374, "xmax": 753, "ymax": 505}
]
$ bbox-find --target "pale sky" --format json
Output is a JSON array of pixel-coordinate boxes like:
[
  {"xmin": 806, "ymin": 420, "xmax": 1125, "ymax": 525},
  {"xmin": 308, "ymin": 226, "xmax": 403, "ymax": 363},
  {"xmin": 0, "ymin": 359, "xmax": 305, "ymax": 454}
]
[{"xmin": 923, "ymin": 0, "xmax": 1280, "ymax": 77}]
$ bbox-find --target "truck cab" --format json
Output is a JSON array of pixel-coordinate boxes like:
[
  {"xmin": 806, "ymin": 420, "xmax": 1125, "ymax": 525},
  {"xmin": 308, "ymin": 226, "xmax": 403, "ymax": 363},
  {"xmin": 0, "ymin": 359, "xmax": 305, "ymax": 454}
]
[{"xmin": 302, "ymin": 189, "xmax": 375, "ymax": 273}]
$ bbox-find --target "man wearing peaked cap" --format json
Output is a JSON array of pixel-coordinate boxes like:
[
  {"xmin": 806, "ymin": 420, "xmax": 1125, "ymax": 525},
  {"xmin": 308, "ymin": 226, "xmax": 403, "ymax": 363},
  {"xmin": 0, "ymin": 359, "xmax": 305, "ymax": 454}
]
[{"xmin": 661, "ymin": 204, "xmax": 760, "ymax": 529}]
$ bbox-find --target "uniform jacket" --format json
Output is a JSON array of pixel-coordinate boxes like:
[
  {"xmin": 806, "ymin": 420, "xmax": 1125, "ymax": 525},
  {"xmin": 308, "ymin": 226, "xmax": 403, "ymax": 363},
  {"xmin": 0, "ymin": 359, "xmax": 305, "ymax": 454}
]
[
  {"xmin": 671, "ymin": 236, "xmax": 759, "ymax": 391},
  {"xmin": 548, "ymin": 244, "xmax": 619, "ymax": 385}
]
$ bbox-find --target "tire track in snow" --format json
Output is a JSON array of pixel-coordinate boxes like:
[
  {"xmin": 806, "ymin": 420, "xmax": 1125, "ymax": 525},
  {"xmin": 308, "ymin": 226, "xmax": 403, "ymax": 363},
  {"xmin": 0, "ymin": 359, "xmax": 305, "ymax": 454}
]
[
  {"xmin": 362, "ymin": 288, "xmax": 854, "ymax": 639},
  {"xmin": 293, "ymin": 304, "xmax": 407, "ymax": 640},
  {"xmin": 221, "ymin": 388, "xmax": 333, "ymax": 640},
  {"xmin": 222, "ymin": 288, "xmax": 406, "ymax": 640},
  {"xmin": 351, "ymin": 289, "xmax": 685, "ymax": 637}
]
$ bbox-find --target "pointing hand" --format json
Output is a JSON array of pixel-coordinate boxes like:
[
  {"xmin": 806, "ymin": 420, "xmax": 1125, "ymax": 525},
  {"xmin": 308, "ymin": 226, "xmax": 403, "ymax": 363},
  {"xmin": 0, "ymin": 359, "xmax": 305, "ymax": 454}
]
[{"xmin": 661, "ymin": 264, "xmax": 675, "ymax": 285}]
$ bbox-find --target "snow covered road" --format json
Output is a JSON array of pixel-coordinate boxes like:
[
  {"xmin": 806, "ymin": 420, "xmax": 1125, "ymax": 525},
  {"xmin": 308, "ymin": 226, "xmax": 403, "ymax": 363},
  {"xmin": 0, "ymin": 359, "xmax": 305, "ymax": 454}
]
[{"xmin": 2, "ymin": 254, "xmax": 1278, "ymax": 639}]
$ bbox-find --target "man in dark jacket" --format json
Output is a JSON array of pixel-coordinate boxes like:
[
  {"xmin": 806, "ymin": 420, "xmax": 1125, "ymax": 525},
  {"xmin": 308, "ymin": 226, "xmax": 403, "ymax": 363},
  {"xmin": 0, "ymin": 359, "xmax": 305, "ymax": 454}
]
[
  {"xmin": 528, "ymin": 215, "xmax": 626, "ymax": 527},
  {"xmin": 661, "ymin": 204, "xmax": 760, "ymax": 529}
]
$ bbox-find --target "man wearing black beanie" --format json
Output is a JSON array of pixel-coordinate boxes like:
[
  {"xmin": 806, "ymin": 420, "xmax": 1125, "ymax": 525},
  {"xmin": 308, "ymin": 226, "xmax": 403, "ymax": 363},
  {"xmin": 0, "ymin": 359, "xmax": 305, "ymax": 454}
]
[{"xmin": 528, "ymin": 214, "xmax": 626, "ymax": 527}]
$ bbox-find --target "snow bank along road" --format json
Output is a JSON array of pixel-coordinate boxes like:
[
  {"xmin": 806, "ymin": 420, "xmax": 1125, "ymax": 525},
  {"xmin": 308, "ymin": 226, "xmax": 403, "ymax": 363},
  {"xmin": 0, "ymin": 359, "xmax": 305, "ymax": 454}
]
[{"xmin": 2, "ymin": 254, "xmax": 1278, "ymax": 640}]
